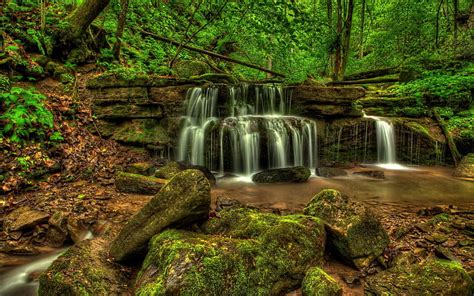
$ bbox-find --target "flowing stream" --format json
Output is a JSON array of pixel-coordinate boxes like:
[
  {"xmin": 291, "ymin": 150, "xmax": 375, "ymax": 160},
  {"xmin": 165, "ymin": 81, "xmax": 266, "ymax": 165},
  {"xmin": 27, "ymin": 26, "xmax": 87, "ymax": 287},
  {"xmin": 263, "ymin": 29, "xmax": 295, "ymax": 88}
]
[{"xmin": 177, "ymin": 84, "xmax": 318, "ymax": 176}]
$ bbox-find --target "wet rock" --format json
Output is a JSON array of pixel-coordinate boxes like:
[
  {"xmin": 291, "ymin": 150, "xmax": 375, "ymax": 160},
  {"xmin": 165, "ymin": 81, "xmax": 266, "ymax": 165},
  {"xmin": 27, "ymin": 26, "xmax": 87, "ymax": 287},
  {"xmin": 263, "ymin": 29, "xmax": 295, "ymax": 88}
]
[
  {"xmin": 453, "ymin": 153, "xmax": 474, "ymax": 179},
  {"xmin": 46, "ymin": 212, "xmax": 69, "ymax": 247},
  {"xmin": 302, "ymin": 267, "xmax": 343, "ymax": 296},
  {"xmin": 365, "ymin": 259, "xmax": 473, "ymax": 296},
  {"xmin": 5, "ymin": 206, "xmax": 49, "ymax": 232},
  {"xmin": 342, "ymin": 274, "xmax": 361, "ymax": 286},
  {"xmin": 352, "ymin": 170, "xmax": 385, "ymax": 179},
  {"xmin": 110, "ymin": 169, "xmax": 211, "ymax": 262},
  {"xmin": 115, "ymin": 171, "xmax": 167, "ymax": 195},
  {"xmin": 252, "ymin": 166, "xmax": 311, "ymax": 183},
  {"xmin": 124, "ymin": 162, "xmax": 156, "ymax": 176},
  {"xmin": 215, "ymin": 196, "xmax": 246, "ymax": 211},
  {"xmin": 154, "ymin": 161, "xmax": 181, "ymax": 179},
  {"xmin": 66, "ymin": 217, "xmax": 88, "ymax": 244},
  {"xmin": 0, "ymin": 242, "xmax": 39, "ymax": 255},
  {"xmin": 304, "ymin": 189, "xmax": 389, "ymax": 269},
  {"xmin": 315, "ymin": 167, "xmax": 348, "ymax": 178},
  {"xmin": 39, "ymin": 237, "xmax": 130, "ymax": 296},
  {"xmin": 135, "ymin": 209, "xmax": 325, "ymax": 295}
]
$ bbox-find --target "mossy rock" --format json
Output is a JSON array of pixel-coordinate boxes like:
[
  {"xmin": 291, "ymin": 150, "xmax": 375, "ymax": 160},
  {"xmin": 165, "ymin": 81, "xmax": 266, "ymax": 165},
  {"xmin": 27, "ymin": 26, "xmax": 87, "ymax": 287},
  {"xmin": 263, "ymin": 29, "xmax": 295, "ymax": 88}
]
[
  {"xmin": 125, "ymin": 162, "xmax": 156, "ymax": 176},
  {"xmin": 38, "ymin": 237, "xmax": 130, "ymax": 296},
  {"xmin": 302, "ymin": 267, "xmax": 342, "ymax": 296},
  {"xmin": 304, "ymin": 189, "xmax": 389, "ymax": 269},
  {"xmin": 154, "ymin": 161, "xmax": 181, "ymax": 179},
  {"xmin": 135, "ymin": 208, "xmax": 326, "ymax": 295},
  {"xmin": 0, "ymin": 74, "xmax": 11, "ymax": 92},
  {"xmin": 252, "ymin": 166, "xmax": 311, "ymax": 183},
  {"xmin": 110, "ymin": 170, "xmax": 211, "ymax": 262},
  {"xmin": 92, "ymin": 104, "xmax": 163, "ymax": 120},
  {"xmin": 115, "ymin": 172, "xmax": 167, "ymax": 195},
  {"xmin": 174, "ymin": 60, "xmax": 210, "ymax": 79},
  {"xmin": 111, "ymin": 119, "xmax": 169, "ymax": 146},
  {"xmin": 453, "ymin": 153, "xmax": 474, "ymax": 179},
  {"xmin": 365, "ymin": 259, "xmax": 473, "ymax": 295}
]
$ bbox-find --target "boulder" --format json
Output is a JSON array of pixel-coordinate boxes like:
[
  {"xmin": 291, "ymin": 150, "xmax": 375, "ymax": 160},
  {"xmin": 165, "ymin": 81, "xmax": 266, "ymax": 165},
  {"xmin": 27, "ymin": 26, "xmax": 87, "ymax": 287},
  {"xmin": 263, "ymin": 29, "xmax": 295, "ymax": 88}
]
[
  {"xmin": 174, "ymin": 60, "xmax": 210, "ymax": 78},
  {"xmin": 45, "ymin": 212, "xmax": 69, "ymax": 247},
  {"xmin": 39, "ymin": 237, "xmax": 130, "ymax": 296},
  {"xmin": 124, "ymin": 162, "xmax": 156, "ymax": 176},
  {"xmin": 176, "ymin": 161, "xmax": 217, "ymax": 185},
  {"xmin": 303, "ymin": 189, "xmax": 389, "ymax": 269},
  {"xmin": 453, "ymin": 153, "xmax": 474, "ymax": 179},
  {"xmin": 110, "ymin": 169, "xmax": 211, "ymax": 261},
  {"xmin": 352, "ymin": 170, "xmax": 385, "ymax": 179},
  {"xmin": 115, "ymin": 172, "xmax": 167, "ymax": 195},
  {"xmin": 316, "ymin": 167, "xmax": 348, "ymax": 178},
  {"xmin": 365, "ymin": 259, "xmax": 473, "ymax": 295},
  {"xmin": 302, "ymin": 267, "xmax": 343, "ymax": 296},
  {"xmin": 154, "ymin": 161, "xmax": 181, "ymax": 179},
  {"xmin": 252, "ymin": 166, "xmax": 311, "ymax": 183},
  {"xmin": 135, "ymin": 208, "xmax": 326, "ymax": 295},
  {"xmin": 5, "ymin": 207, "xmax": 49, "ymax": 232}
]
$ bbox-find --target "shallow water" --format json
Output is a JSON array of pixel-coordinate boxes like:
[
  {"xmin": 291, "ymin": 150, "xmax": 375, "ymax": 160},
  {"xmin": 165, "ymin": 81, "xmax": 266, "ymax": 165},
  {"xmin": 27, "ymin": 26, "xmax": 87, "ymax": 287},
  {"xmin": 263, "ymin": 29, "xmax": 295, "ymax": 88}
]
[{"xmin": 215, "ymin": 165, "xmax": 474, "ymax": 209}]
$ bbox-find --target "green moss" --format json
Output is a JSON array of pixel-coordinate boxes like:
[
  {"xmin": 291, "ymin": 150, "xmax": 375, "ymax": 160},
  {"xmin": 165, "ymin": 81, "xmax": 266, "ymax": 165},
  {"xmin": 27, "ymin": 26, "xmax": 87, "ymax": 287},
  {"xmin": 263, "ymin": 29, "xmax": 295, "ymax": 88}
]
[
  {"xmin": 302, "ymin": 267, "xmax": 342, "ymax": 296},
  {"xmin": 136, "ymin": 209, "xmax": 326, "ymax": 295},
  {"xmin": 405, "ymin": 122, "xmax": 434, "ymax": 140},
  {"xmin": 112, "ymin": 119, "xmax": 169, "ymax": 145},
  {"xmin": 155, "ymin": 162, "xmax": 181, "ymax": 179}
]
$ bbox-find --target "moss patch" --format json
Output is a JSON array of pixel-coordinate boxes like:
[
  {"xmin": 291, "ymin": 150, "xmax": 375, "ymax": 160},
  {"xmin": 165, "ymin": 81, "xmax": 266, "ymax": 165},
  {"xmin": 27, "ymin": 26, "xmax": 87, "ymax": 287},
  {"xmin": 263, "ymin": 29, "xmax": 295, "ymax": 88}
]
[{"xmin": 302, "ymin": 267, "xmax": 342, "ymax": 296}]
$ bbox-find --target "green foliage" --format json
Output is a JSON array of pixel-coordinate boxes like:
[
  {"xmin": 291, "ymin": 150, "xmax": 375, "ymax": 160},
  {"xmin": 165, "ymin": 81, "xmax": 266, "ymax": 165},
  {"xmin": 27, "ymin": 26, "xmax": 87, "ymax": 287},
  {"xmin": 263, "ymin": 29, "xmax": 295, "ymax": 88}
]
[
  {"xmin": 396, "ymin": 66, "xmax": 474, "ymax": 110},
  {"xmin": 0, "ymin": 87, "xmax": 59, "ymax": 143}
]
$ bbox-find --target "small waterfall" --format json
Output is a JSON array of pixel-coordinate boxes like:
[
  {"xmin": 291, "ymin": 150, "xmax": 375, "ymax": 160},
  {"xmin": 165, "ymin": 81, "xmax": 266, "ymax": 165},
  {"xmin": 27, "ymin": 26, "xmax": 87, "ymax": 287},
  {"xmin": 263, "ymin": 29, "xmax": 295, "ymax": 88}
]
[
  {"xmin": 178, "ymin": 84, "xmax": 317, "ymax": 176},
  {"xmin": 363, "ymin": 112, "xmax": 407, "ymax": 169}
]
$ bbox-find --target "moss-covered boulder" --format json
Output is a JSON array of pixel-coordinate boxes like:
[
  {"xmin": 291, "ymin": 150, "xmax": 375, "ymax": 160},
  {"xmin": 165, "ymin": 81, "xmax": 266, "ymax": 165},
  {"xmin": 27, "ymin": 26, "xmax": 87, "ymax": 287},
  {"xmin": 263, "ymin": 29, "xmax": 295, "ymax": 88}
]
[
  {"xmin": 115, "ymin": 172, "xmax": 167, "ymax": 195},
  {"xmin": 154, "ymin": 161, "xmax": 181, "ymax": 179},
  {"xmin": 315, "ymin": 167, "xmax": 348, "ymax": 178},
  {"xmin": 252, "ymin": 166, "xmax": 311, "ymax": 183},
  {"xmin": 302, "ymin": 267, "xmax": 342, "ymax": 296},
  {"xmin": 110, "ymin": 170, "xmax": 211, "ymax": 262},
  {"xmin": 304, "ymin": 189, "xmax": 389, "ymax": 269},
  {"xmin": 38, "ymin": 237, "xmax": 130, "ymax": 296},
  {"xmin": 135, "ymin": 208, "xmax": 326, "ymax": 295},
  {"xmin": 174, "ymin": 60, "xmax": 210, "ymax": 78},
  {"xmin": 365, "ymin": 259, "xmax": 473, "ymax": 295},
  {"xmin": 124, "ymin": 162, "xmax": 156, "ymax": 176},
  {"xmin": 453, "ymin": 153, "xmax": 474, "ymax": 179}
]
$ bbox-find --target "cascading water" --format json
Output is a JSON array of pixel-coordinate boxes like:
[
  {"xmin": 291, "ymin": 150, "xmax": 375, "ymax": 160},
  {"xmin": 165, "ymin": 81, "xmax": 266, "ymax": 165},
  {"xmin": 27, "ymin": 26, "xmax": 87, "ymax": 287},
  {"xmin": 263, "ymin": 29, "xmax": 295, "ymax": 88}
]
[
  {"xmin": 177, "ymin": 84, "xmax": 318, "ymax": 176},
  {"xmin": 363, "ymin": 112, "xmax": 408, "ymax": 170}
]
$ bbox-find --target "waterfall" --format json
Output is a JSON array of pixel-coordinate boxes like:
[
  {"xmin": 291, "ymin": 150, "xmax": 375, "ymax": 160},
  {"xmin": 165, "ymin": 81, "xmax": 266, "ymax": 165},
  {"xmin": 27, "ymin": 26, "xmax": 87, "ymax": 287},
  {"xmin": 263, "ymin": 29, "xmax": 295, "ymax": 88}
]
[
  {"xmin": 363, "ymin": 112, "xmax": 407, "ymax": 169},
  {"xmin": 178, "ymin": 84, "xmax": 317, "ymax": 176}
]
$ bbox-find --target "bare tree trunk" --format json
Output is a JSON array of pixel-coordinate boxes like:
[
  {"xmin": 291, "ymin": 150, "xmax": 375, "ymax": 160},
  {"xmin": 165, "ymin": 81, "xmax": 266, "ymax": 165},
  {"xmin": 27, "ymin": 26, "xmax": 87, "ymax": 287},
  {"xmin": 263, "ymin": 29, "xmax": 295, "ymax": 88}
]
[
  {"xmin": 113, "ymin": 0, "xmax": 129, "ymax": 60},
  {"xmin": 63, "ymin": 0, "xmax": 111, "ymax": 43},
  {"xmin": 359, "ymin": 0, "xmax": 365, "ymax": 58},
  {"xmin": 341, "ymin": 0, "xmax": 354, "ymax": 77},
  {"xmin": 326, "ymin": 0, "xmax": 333, "ymax": 76},
  {"xmin": 436, "ymin": 0, "xmax": 444, "ymax": 47},
  {"xmin": 333, "ymin": 0, "xmax": 343, "ymax": 80}
]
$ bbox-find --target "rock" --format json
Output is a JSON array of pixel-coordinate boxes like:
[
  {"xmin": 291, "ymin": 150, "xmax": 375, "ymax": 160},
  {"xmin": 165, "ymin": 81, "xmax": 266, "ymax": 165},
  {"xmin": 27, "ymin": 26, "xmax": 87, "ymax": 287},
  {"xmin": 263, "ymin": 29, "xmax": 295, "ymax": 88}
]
[
  {"xmin": 303, "ymin": 189, "xmax": 389, "ymax": 269},
  {"xmin": 390, "ymin": 251, "xmax": 417, "ymax": 267},
  {"xmin": 39, "ymin": 237, "xmax": 130, "ymax": 296},
  {"xmin": 115, "ymin": 171, "xmax": 167, "ymax": 195},
  {"xmin": 154, "ymin": 161, "xmax": 181, "ymax": 179},
  {"xmin": 365, "ymin": 259, "xmax": 473, "ymax": 296},
  {"xmin": 453, "ymin": 153, "xmax": 474, "ymax": 179},
  {"xmin": 434, "ymin": 246, "xmax": 460, "ymax": 262},
  {"xmin": 352, "ymin": 170, "xmax": 385, "ymax": 179},
  {"xmin": 292, "ymin": 86, "xmax": 366, "ymax": 105},
  {"xmin": 110, "ymin": 169, "xmax": 211, "ymax": 261},
  {"xmin": 302, "ymin": 267, "xmax": 343, "ymax": 296},
  {"xmin": 5, "ymin": 207, "xmax": 49, "ymax": 232},
  {"xmin": 66, "ymin": 217, "xmax": 89, "ymax": 244},
  {"xmin": 252, "ymin": 166, "xmax": 311, "ymax": 183},
  {"xmin": 46, "ymin": 212, "xmax": 69, "ymax": 247},
  {"xmin": 174, "ymin": 60, "xmax": 210, "ymax": 78},
  {"xmin": 92, "ymin": 104, "xmax": 163, "ymax": 119},
  {"xmin": 124, "ymin": 162, "xmax": 156, "ymax": 176},
  {"xmin": 191, "ymin": 73, "xmax": 239, "ymax": 84},
  {"xmin": 0, "ymin": 242, "xmax": 39, "ymax": 255},
  {"xmin": 135, "ymin": 208, "xmax": 325, "ymax": 295},
  {"xmin": 215, "ymin": 196, "xmax": 246, "ymax": 211},
  {"xmin": 315, "ymin": 167, "xmax": 348, "ymax": 178},
  {"xmin": 176, "ymin": 161, "xmax": 217, "ymax": 185}
]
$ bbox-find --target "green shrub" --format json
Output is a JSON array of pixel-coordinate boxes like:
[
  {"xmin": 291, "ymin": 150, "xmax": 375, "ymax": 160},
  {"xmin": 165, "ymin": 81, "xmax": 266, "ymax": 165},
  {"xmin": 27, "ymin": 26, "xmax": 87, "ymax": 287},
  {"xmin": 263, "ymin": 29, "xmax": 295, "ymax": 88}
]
[{"xmin": 0, "ymin": 87, "xmax": 61, "ymax": 143}]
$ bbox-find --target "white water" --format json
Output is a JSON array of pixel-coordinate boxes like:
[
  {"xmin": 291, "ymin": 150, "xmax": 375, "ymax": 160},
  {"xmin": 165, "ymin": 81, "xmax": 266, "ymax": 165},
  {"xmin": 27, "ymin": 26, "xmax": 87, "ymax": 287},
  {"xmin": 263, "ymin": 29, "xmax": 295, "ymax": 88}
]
[
  {"xmin": 363, "ymin": 112, "xmax": 410, "ymax": 170},
  {"xmin": 0, "ymin": 231, "xmax": 93, "ymax": 296},
  {"xmin": 178, "ymin": 85, "xmax": 318, "ymax": 176}
]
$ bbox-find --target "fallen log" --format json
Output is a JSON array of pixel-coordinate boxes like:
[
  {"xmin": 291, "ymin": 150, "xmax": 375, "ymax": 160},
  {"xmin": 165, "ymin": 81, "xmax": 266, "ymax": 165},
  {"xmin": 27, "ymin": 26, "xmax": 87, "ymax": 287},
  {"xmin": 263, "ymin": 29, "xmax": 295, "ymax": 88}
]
[
  {"xmin": 329, "ymin": 76, "xmax": 399, "ymax": 85},
  {"xmin": 139, "ymin": 30, "xmax": 286, "ymax": 78},
  {"xmin": 344, "ymin": 67, "xmax": 399, "ymax": 81}
]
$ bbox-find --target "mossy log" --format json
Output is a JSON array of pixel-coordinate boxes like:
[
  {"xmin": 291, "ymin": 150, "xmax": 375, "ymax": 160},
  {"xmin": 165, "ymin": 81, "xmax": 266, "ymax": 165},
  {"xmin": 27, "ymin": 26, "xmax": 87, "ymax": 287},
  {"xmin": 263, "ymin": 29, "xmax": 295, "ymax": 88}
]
[{"xmin": 432, "ymin": 107, "xmax": 461, "ymax": 166}]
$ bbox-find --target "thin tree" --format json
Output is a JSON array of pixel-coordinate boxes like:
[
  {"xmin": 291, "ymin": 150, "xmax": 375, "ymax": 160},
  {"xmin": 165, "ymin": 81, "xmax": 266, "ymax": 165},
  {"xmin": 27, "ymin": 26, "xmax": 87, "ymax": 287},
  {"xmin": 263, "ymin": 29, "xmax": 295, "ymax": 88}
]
[
  {"xmin": 359, "ymin": 0, "xmax": 366, "ymax": 58},
  {"xmin": 113, "ymin": 0, "xmax": 129, "ymax": 60}
]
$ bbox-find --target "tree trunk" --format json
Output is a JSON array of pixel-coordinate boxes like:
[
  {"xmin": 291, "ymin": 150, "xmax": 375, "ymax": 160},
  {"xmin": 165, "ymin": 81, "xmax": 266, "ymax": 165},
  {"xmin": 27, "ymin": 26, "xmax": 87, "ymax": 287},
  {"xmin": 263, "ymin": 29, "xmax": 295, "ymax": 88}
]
[
  {"xmin": 341, "ymin": 0, "xmax": 354, "ymax": 77},
  {"xmin": 113, "ymin": 0, "xmax": 129, "ymax": 60},
  {"xmin": 432, "ymin": 107, "xmax": 461, "ymax": 167},
  {"xmin": 453, "ymin": 0, "xmax": 459, "ymax": 52},
  {"xmin": 359, "ymin": 0, "xmax": 365, "ymax": 58},
  {"xmin": 333, "ymin": 0, "xmax": 343, "ymax": 80},
  {"xmin": 326, "ymin": 0, "xmax": 333, "ymax": 77},
  {"xmin": 63, "ymin": 0, "xmax": 111, "ymax": 43},
  {"xmin": 435, "ymin": 0, "xmax": 444, "ymax": 48}
]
